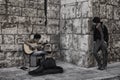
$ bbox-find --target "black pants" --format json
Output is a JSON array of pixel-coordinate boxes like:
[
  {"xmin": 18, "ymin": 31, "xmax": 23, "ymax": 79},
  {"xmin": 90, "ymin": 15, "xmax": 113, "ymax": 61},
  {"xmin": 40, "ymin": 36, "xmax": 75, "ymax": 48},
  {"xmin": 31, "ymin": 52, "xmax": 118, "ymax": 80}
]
[{"xmin": 93, "ymin": 40, "xmax": 108, "ymax": 68}]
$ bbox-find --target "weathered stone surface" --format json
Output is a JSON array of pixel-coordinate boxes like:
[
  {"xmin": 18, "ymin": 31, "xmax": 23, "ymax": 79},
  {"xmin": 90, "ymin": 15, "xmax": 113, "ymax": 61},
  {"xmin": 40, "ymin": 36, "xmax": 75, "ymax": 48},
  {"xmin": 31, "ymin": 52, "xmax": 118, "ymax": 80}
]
[
  {"xmin": 47, "ymin": 26, "xmax": 59, "ymax": 34},
  {"xmin": 37, "ymin": 10, "xmax": 45, "ymax": 17},
  {"xmin": 50, "ymin": 34, "xmax": 60, "ymax": 43},
  {"xmin": 114, "ymin": 7, "xmax": 120, "ymax": 20},
  {"xmin": 60, "ymin": 34, "xmax": 72, "ymax": 49},
  {"xmin": 81, "ymin": 18, "xmax": 89, "ymax": 34},
  {"xmin": 100, "ymin": 4, "xmax": 107, "ymax": 18},
  {"xmin": 107, "ymin": 5, "xmax": 113, "ymax": 19},
  {"xmin": 18, "ymin": 24, "xmax": 32, "ymax": 34},
  {"xmin": 1, "ymin": 45, "xmax": 22, "ymax": 51},
  {"xmin": 22, "ymin": 8, "xmax": 37, "ymax": 17},
  {"xmin": 0, "ymin": 35, "xmax": 2, "ymax": 44},
  {"xmin": 47, "ymin": 10, "xmax": 60, "ymax": 19},
  {"xmin": 0, "ymin": 4, "xmax": 6, "ymax": 14},
  {"xmin": 0, "ymin": 52, "xmax": 5, "ymax": 60},
  {"xmin": 0, "ymin": 0, "xmax": 60, "ymax": 67},
  {"xmin": 9, "ymin": 7, "xmax": 21, "ymax": 16},
  {"xmin": 73, "ymin": 19, "xmax": 81, "ymax": 33},
  {"xmin": 15, "ymin": 35, "xmax": 29, "ymax": 44},
  {"xmin": 3, "ymin": 35, "xmax": 14, "ymax": 44},
  {"xmin": 33, "ymin": 25, "xmax": 46, "ymax": 34},
  {"xmin": 2, "ymin": 24, "xmax": 17, "ymax": 34}
]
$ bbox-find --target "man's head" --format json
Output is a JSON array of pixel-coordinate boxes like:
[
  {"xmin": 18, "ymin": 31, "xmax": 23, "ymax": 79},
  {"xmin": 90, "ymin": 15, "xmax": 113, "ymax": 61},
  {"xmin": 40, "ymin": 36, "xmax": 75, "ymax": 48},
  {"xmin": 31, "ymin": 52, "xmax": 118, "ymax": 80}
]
[
  {"xmin": 92, "ymin": 17, "xmax": 101, "ymax": 23},
  {"xmin": 34, "ymin": 34, "xmax": 41, "ymax": 42}
]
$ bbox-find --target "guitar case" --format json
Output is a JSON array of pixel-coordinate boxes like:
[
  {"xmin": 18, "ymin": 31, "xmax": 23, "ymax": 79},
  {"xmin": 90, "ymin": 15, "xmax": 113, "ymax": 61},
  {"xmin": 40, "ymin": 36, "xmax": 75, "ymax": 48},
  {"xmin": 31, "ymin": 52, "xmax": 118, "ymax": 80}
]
[{"xmin": 28, "ymin": 58, "xmax": 64, "ymax": 76}]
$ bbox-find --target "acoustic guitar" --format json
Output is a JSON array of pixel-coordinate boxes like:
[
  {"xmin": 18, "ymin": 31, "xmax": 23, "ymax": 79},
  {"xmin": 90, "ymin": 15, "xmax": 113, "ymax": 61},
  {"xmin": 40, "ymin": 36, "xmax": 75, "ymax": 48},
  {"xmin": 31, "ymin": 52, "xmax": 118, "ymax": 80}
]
[
  {"xmin": 23, "ymin": 43, "xmax": 38, "ymax": 55},
  {"xmin": 23, "ymin": 42, "xmax": 48, "ymax": 55}
]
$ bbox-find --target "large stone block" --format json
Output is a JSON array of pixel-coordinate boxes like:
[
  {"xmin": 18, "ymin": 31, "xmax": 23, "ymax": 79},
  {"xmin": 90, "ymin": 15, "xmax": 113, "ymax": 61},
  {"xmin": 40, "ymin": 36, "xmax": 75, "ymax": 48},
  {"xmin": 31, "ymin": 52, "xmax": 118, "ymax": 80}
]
[
  {"xmin": 92, "ymin": 2, "xmax": 100, "ymax": 17},
  {"xmin": 48, "ymin": 4, "xmax": 60, "ymax": 11},
  {"xmin": 61, "ymin": 0, "xmax": 76, "ymax": 5},
  {"xmin": 0, "ymin": 23, "xmax": 1, "ymax": 34},
  {"xmin": 18, "ymin": 0, "xmax": 24, "ymax": 7},
  {"xmin": 36, "ymin": 0, "xmax": 44, "ymax": 9},
  {"xmin": 0, "ymin": 16, "xmax": 6, "ymax": 22},
  {"xmin": 33, "ymin": 25, "xmax": 46, "ymax": 34},
  {"xmin": 114, "ymin": 7, "xmax": 120, "ymax": 20},
  {"xmin": 60, "ymin": 34, "xmax": 72, "ymax": 49},
  {"xmin": 18, "ymin": 16, "xmax": 29, "ymax": 24},
  {"xmin": 73, "ymin": 19, "xmax": 81, "ymax": 33},
  {"xmin": 100, "ymin": 4, "xmax": 107, "ymax": 18},
  {"xmin": 0, "ymin": 0, "xmax": 5, "ymax": 4},
  {"xmin": 81, "ymin": 18, "xmax": 89, "ymax": 34},
  {"xmin": 107, "ymin": 5, "xmax": 113, "ymax": 19},
  {"xmin": 1, "ymin": 44, "xmax": 22, "ymax": 51},
  {"xmin": 2, "ymin": 24, "xmax": 17, "ymax": 34},
  {"xmin": 47, "ymin": 19, "xmax": 59, "ymax": 26},
  {"xmin": 0, "ymin": 35, "xmax": 2, "ymax": 44},
  {"xmin": 65, "ymin": 4, "xmax": 76, "ymax": 19},
  {"xmin": 8, "ymin": 16, "xmax": 19, "ymax": 23},
  {"xmin": 18, "ymin": 24, "xmax": 32, "ymax": 34},
  {"xmin": 60, "ymin": 19, "xmax": 73, "ymax": 33},
  {"xmin": 30, "ymin": 17, "xmax": 45, "ymax": 25},
  {"xmin": 0, "ymin": 52, "xmax": 5, "ymax": 60},
  {"xmin": 15, "ymin": 35, "xmax": 29, "ymax": 44},
  {"xmin": 0, "ymin": 4, "xmax": 6, "ymax": 14},
  {"xmin": 3, "ymin": 35, "xmax": 14, "ymax": 44},
  {"xmin": 48, "ymin": 0, "xmax": 60, "ymax": 4},
  {"xmin": 76, "ymin": 2, "xmax": 82, "ymax": 18},
  {"xmin": 9, "ymin": 0, "xmax": 19, "ymax": 6},
  {"xmin": 78, "ymin": 35, "xmax": 89, "ymax": 52},
  {"xmin": 47, "ymin": 10, "xmax": 60, "ymax": 19},
  {"xmin": 22, "ymin": 8, "xmax": 37, "ymax": 17},
  {"xmin": 81, "ymin": 1, "xmax": 91, "ymax": 17},
  {"xmin": 9, "ymin": 7, "xmax": 21, "ymax": 16},
  {"xmin": 72, "ymin": 34, "xmax": 78, "ymax": 50},
  {"xmin": 37, "ymin": 10, "xmax": 45, "ymax": 18},
  {"xmin": 47, "ymin": 25, "xmax": 59, "ymax": 34},
  {"xmin": 28, "ymin": 1, "xmax": 35, "ymax": 8}
]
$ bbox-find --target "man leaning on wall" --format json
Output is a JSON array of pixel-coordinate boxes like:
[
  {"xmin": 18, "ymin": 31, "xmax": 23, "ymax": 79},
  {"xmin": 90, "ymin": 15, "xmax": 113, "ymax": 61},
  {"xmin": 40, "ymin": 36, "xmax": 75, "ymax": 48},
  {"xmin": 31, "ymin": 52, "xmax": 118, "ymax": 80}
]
[{"xmin": 91, "ymin": 17, "xmax": 109, "ymax": 70}]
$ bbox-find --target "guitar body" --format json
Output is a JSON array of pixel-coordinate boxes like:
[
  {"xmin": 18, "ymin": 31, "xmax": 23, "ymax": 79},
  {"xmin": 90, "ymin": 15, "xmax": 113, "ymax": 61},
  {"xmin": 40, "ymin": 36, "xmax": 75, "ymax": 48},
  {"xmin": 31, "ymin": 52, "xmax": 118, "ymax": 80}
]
[{"xmin": 23, "ymin": 43, "xmax": 37, "ymax": 55}]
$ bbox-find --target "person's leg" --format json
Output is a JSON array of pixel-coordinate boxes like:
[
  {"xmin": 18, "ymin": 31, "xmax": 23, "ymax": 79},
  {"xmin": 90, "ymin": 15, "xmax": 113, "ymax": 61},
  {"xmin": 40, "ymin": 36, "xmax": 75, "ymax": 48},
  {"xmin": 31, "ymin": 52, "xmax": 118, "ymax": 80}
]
[
  {"xmin": 93, "ymin": 40, "xmax": 102, "ymax": 69},
  {"xmin": 30, "ymin": 53, "xmax": 37, "ymax": 67},
  {"xmin": 101, "ymin": 41, "xmax": 108, "ymax": 69}
]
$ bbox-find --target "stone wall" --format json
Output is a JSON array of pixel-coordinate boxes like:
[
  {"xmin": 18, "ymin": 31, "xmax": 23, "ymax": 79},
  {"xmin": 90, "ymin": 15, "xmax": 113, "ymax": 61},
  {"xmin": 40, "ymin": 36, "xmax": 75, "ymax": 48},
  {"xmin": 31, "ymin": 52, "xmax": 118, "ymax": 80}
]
[
  {"xmin": 60, "ymin": 0, "xmax": 120, "ymax": 67},
  {"xmin": 60, "ymin": 0, "xmax": 93, "ymax": 67},
  {"xmin": 0, "ymin": 0, "xmax": 60, "ymax": 67},
  {"xmin": 0, "ymin": 0, "xmax": 120, "ymax": 68}
]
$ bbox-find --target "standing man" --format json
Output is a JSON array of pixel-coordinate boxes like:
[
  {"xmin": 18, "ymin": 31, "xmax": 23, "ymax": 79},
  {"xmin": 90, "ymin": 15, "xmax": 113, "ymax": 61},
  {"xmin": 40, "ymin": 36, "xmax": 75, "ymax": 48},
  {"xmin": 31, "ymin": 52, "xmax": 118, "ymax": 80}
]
[{"xmin": 92, "ymin": 17, "xmax": 109, "ymax": 70}]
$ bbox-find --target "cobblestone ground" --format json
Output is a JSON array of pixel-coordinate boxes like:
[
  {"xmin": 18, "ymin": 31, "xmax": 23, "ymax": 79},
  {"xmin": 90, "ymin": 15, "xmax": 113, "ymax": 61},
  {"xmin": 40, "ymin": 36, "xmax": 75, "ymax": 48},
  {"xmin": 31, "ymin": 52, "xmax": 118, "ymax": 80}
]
[{"xmin": 0, "ymin": 61, "xmax": 120, "ymax": 80}]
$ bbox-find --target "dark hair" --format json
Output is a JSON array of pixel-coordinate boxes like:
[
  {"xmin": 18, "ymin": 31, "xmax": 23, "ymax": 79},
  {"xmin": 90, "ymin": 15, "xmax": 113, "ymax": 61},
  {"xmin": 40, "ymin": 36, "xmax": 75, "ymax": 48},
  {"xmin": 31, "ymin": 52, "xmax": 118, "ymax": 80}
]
[
  {"xmin": 92, "ymin": 17, "xmax": 100, "ymax": 23},
  {"xmin": 34, "ymin": 34, "xmax": 41, "ymax": 39}
]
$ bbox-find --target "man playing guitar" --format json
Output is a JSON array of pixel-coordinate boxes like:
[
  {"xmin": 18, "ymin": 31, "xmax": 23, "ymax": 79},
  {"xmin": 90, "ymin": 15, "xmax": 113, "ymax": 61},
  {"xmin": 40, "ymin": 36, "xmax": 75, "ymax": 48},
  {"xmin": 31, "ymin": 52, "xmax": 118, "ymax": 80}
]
[{"xmin": 24, "ymin": 33, "xmax": 48, "ymax": 67}]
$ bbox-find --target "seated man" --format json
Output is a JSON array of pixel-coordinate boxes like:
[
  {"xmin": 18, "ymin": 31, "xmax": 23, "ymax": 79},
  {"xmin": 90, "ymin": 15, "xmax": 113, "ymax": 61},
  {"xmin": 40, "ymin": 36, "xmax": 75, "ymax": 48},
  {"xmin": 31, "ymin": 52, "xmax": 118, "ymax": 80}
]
[
  {"xmin": 24, "ymin": 33, "xmax": 48, "ymax": 67},
  {"xmin": 26, "ymin": 34, "xmax": 64, "ymax": 76}
]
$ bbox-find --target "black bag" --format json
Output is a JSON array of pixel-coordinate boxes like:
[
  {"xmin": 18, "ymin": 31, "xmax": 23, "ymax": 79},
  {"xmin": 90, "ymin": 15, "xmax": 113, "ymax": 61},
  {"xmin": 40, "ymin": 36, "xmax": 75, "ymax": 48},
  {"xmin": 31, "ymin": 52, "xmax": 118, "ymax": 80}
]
[
  {"xmin": 42, "ymin": 57, "xmax": 56, "ymax": 69},
  {"xmin": 29, "ymin": 57, "xmax": 64, "ymax": 76}
]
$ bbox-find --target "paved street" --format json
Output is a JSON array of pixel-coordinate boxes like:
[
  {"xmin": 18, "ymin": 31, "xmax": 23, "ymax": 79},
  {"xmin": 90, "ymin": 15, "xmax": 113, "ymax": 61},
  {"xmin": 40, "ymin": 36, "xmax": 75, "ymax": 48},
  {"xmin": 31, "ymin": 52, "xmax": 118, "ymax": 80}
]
[{"xmin": 0, "ymin": 62, "xmax": 120, "ymax": 80}]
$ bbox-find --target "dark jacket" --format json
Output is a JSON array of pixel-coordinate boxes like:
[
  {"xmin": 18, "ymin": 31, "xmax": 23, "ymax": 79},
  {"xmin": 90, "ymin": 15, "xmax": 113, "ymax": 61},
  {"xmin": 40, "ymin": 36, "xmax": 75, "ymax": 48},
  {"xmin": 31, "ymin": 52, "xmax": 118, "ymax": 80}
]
[{"xmin": 93, "ymin": 23, "xmax": 109, "ymax": 43}]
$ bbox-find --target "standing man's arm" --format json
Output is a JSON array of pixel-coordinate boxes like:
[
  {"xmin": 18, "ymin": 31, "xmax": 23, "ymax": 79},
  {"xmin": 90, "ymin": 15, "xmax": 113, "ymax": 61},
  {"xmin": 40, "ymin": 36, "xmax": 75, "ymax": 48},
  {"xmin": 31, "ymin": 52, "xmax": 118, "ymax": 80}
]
[{"xmin": 104, "ymin": 26, "xmax": 109, "ymax": 44}]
